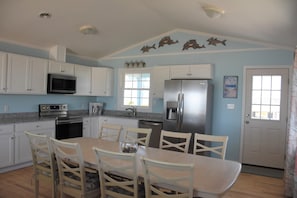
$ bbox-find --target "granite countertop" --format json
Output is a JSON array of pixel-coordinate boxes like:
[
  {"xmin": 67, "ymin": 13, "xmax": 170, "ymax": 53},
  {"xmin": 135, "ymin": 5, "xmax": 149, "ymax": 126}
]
[{"xmin": 0, "ymin": 110, "xmax": 163, "ymax": 125}]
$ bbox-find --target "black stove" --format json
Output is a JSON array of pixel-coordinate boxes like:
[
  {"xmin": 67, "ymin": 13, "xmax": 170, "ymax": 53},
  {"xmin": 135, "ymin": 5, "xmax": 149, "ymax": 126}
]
[{"xmin": 39, "ymin": 104, "xmax": 83, "ymax": 139}]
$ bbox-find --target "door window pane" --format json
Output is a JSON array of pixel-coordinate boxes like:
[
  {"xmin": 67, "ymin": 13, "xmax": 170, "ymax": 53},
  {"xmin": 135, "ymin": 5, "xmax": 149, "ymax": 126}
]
[{"xmin": 251, "ymin": 75, "xmax": 281, "ymax": 120}]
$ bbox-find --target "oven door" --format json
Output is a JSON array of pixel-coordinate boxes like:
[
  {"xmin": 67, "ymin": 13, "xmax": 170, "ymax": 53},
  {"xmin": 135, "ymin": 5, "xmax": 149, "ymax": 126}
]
[{"xmin": 56, "ymin": 118, "xmax": 83, "ymax": 140}]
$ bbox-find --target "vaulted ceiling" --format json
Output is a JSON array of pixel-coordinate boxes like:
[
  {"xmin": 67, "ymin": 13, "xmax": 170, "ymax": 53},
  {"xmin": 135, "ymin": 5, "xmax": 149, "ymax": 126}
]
[{"xmin": 0, "ymin": 0, "xmax": 296, "ymax": 59}]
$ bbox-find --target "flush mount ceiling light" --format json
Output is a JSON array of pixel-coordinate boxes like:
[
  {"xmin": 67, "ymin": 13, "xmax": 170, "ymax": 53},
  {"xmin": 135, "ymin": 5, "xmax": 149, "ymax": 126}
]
[
  {"xmin": 79, "ymin": 25, "xmax": 98, "ymax": 35},
  {"xmin": 201, "ymin": 4, "xmax": 225, "ymax": 18}
]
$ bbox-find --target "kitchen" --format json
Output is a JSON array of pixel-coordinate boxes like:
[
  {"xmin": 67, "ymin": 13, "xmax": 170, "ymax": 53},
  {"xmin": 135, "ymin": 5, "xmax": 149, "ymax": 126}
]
[{"xmin": 0, "ymin": 0, "xmax": 296, "ymax": 197}]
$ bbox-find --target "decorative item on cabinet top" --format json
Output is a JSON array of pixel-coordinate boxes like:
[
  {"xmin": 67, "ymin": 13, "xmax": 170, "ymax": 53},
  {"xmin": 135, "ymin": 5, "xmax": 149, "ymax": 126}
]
[{"xmin": 125, "ymin": 61, "xmax": 146, "ymax": 68}]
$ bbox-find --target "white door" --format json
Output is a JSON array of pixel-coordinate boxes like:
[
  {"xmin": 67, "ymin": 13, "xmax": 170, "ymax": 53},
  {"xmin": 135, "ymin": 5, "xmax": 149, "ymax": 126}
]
[{"xmin": 242, "ymin": 68, "xmax": 289, "ymax": 169}]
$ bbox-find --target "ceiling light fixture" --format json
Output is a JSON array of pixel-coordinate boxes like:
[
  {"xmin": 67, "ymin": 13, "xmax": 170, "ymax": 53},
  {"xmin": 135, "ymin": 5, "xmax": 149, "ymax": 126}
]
[
  {"xmin": 39, "ymin": 12, "xmax": 52, "ymax": 19},
  {"xmin": 79, "ymin": 25, "xmax": 98, "ymax": 35},
  {"xmin": 201, "ymin": 5, "xmax": 225, "ymax": 19}
]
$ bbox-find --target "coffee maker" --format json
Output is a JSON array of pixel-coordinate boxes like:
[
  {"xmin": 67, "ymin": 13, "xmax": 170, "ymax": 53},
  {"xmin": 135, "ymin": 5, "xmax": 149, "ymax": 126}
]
[{"xmin": 89, "ymin": 102, "xmax": 104, "ymax": 115}]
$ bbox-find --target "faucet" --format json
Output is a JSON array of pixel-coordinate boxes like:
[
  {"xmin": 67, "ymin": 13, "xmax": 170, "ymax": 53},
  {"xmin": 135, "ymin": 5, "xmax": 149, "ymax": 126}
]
[{"xmin": 125, "ymin": 106, "xmax": 137, "ymax": 117}]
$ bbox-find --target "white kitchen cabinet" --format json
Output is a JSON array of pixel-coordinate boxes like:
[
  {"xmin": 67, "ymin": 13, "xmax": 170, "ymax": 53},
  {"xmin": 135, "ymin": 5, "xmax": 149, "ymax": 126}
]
[
  {"xmin": 0, "ymin": 52, "xmax": 8, "ymax": 93},
  {"xmin": 170, "ymin": 64, "xmax": 213, "ymax": 79},
  {"xmin": 0, "ymin": 124, "xmax": 14, "ymax": 168},
  {"xmin": 151, "ymin": 66, "xmax": 170, "ymax": 98},
  {"xmin": 90, "ymin": 116, "xmax": 100, "ymax": 138},
  {"xmin": 75, "ymin": 65, "xmax": 92, "ymax": 95},
  {"xmin": 83, "ymin": 117, "xmax": 91, "ymax": 137},
  {"xmin": 6, "ymin": 54, "xmax": 48, "ymax": 94},
  {"xmin": 14, "ymin": 120, "xmax": 55, "ymax": 164},
  {"xmin": 99, "ymin": 116, "xmax": 138, "ymax": 142},
  {"xmin": 91, "ymin": 67, "xmax": 114, "ymax": 96},
  {"xmin": 49, "ymin": 60, "xmax": 75, "ymax": 76}
]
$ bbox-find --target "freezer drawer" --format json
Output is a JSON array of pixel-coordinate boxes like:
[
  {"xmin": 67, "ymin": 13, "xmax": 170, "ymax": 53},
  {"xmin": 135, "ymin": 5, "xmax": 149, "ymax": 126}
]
[{"xmin": 139, "ymin": 120, "xmax": 163, "ymax": 148}]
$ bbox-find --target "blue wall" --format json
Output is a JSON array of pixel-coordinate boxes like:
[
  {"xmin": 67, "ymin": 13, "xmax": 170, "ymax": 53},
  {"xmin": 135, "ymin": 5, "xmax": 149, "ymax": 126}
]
[
  {"xmin": 97, "ymin": 31, "xmax": 294, "ymax": 161},
  {"xmin": 0, "ymin": 31, "xmax": 294, "ymax": 161}
]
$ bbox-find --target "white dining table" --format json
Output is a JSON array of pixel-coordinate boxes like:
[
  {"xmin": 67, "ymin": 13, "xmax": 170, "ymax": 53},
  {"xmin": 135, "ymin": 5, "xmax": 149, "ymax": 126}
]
[{"xmin": 65, "ymin": 137, "xmax": 241, "ymax": 198}]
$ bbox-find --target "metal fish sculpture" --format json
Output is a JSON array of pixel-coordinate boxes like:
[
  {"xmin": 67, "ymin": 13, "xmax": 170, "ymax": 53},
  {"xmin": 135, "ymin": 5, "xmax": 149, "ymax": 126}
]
[
  {"xmin": 182, "ymin": 39, "xmax": 205, "ymax": 50},
  {"xmin": 140, "ymin": 44, "xmax": 156, "ymax": 53},
  {"xmin": 207, "ymin": 37, "xmax": 227, "ymax": 46},
  {"xmin": 158, "ymin": 36, "xmax": 179, "ymax": 48}
]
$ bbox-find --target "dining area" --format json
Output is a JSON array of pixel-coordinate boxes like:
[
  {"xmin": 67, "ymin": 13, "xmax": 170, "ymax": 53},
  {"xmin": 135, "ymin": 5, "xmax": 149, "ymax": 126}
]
[{"xmin": 17, "ymin": 122, "xmax": 242, "ymax": 198}]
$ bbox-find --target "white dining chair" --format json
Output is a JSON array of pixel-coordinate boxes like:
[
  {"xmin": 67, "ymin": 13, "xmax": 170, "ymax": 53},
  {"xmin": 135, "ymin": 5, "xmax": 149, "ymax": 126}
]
[
  {"xmin": 98, "ymin": 123, "xmax": 122, "ymax": 142},
  {"xmin": 25, "ymin": 131, "xmax": 58, "ymax": 198},
  {"xmin": 141, "ymin": 157, "xmax": 194, "ymax": 198},
  {"xmin": 50, "ymin": 138, "xmax": 100, "ymax": 198},
  {"xmin": 159, "ymin": 130, "xmax": 192, "ymax": 153},
  {"xmin": 124, "ymin": 127, "xmax": 152, "ymax": 147},
  {"xmin": 193, "ymin": 133, "xmax": 229, "ymax": 159},
  {"xmin": 93, "ymin": 147, "xmax": 142, "ymax": 198}
]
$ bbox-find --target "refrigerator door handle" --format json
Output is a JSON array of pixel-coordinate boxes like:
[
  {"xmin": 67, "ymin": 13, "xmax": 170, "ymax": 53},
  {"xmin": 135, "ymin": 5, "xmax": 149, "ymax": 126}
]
[
  {"xmin": 177, "ymin": 93, "xmax": 181, "ymax": 129},
  {"xmin": 180, "ymin": 93, "xmax": 184, "ymax": 128}
]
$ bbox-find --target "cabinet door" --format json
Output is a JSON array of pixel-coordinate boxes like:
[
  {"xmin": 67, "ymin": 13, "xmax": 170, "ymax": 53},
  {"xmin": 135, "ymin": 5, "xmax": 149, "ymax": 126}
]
[
  {"xmin": 49, "ymin": 61, "xmax": 75, "ymax": 75},
  {"xmin": 0, "ymin": 124, "xmax": 14, "ymax": 168},
  {"xmin": 170, "ymin": 65, "xmax": 190, "ymax": 79},
  {"xmin": 91, "ymin": 67, "xmax": 113, "ymax": 96},
  {"xmin": 14, "ymin": 131, "xmax": 32, "ymax": 164},
  {"xmin": 189, "ymin": 64, "xmax": 213, "ymax": 79},
  {"xmin": 151, "ymin": 66, "xmax": 170, "ymax": 98},
  {"xmin": 170, "ymin": 64, "xmax": 213, "ymax": 79},
  {"xmin": 75, "ymin": 65, "xmax": 91, "ymax": 95},
  {"xmin": 90, "ymin": 117, "xmax": 100, "ymax": 138},
  {"xmin": 14, "ymin": 121, "xmax": 55, "ymax": 164},
  {"xmin": 83, "ymin": 117, "xmax": 91, "ymax": 137},
  {"xmin": 29, "ymin": 57, "xmax": 48, "ymax": 94},
  {"xmin": 0, "ymin": 52, "xmax": 8, "ymax": 93},
  {"xmin": 6, "ymin": 54, "xmax": 29, "ymax": 94}
]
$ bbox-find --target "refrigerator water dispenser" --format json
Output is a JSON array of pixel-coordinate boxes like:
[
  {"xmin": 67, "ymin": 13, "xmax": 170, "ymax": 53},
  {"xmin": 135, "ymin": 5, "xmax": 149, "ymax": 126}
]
[{"xmin": 166, "ymin": 101, "xmax": 178, "ymax": 120}]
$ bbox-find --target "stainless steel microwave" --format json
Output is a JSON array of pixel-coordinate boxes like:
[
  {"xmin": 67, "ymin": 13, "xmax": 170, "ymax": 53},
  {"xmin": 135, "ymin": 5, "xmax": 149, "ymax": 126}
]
[{"xmin": 47, "ymin": 73, "xmax": 76, "ymax": 94}]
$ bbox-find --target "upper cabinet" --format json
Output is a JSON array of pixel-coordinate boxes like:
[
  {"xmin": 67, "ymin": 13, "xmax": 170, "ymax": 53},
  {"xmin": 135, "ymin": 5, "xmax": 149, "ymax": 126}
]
[
  {"xmin": 74, "ymin": 64, "xmax": 92, "ymax": 96},
  {"xmin": 6, "ymin": 53, "xmax": 48, "ymax": 95},
  {"xmin": 151, "ymin": 66, "xmax": 170, "ymax": 98},
  {"xmin": 49, "ymin": 60, "xmax": 75, "ymax": 75},
  {"xmin": 91, "ymin": 67, "xmax": 114, "ymax": 96},
  {"xmin": 170, "ymin": 64, "xmax": 213, "ymax": 79},
  {"xmin": 0, "ymin": 52, "xmax": 8, "ymax": 93}
]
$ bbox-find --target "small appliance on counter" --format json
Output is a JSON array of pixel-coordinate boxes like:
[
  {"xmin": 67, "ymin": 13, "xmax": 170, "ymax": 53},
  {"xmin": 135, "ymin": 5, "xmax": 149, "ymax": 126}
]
[{"xmin": 89, "ymin": 102, "xmax": 104, "ymax": 115}]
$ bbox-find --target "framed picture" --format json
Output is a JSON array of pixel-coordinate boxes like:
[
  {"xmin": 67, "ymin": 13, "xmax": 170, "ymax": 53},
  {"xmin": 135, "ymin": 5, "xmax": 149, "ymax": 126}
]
[{"xmin": 223, "ymin": 76, "xmax": 238, "ymax": 98}]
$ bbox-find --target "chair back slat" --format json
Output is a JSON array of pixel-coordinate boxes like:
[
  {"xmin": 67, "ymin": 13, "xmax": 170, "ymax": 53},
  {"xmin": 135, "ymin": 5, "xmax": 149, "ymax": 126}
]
[
  {"xmin": 193, "ymin": 133, "xmax": 228, "ymax": 159},
  {"xmin": 99, "ymin": 123, "xmax": 122, "ymax": 142},
  {"xmin": 93, "ymin": 147, "xmax": 140, "ymax": 198},
  {"xmin": 141, "ymin": 157, "xmax": 194, "ymax": 198},
  {"xmin": 125, "ymin": 127, "xmax": 152, "ymax": 146},
  {"xmin": 159, "ymin": 130, "xmax": 192, "ymax": 153}
]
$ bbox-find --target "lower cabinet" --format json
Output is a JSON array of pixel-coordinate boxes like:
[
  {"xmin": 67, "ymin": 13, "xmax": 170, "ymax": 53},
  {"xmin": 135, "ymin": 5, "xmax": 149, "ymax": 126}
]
[
  {"xmin": 12, "ymin": 120, "xmax": 55, "ymax": 166},
  {"xmin": 83, "ymin": 117, "xmax": 91, "ymax": 137},
  {"xmin": 83, "ymin": 116, "xmax": 101, "ymax": 138},
  {"xmin": 99, "ymin": 116, "xmax": 138, "ymax": 142},
  {"xmin": 0, "ymin": 124, "xmax": 14, "ymax": 168}
]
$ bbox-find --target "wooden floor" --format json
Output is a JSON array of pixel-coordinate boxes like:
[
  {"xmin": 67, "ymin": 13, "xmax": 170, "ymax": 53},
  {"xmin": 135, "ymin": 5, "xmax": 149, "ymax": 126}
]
[{"xmin": 0, "ymin": 166, "xmax": 285, "ymax": 198}]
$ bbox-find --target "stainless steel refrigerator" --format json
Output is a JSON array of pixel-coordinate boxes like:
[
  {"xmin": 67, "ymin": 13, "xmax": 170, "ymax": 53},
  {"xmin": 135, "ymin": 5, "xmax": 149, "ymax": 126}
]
[{"xmin": 163, "ymin": 80, "xmax": 213, "ymax": 152}]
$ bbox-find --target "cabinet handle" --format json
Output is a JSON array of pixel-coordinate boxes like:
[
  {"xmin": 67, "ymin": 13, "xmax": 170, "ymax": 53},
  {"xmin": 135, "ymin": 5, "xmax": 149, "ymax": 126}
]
[
  {"xmin": 36, "ymin": 125, "xmax": 40, "ymax": 128},
  {"xmin": 61, "ymin": 70, "xmax": 65, "ymax": 72},
  {"xmin": 187, "ymin": 73, "xmax": 192, "ymax": 76}
]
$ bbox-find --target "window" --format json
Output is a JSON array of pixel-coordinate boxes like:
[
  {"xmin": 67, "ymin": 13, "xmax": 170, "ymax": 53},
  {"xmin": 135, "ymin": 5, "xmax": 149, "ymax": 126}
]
[
  {"xmin": 251, "ymin": 75, "xmax": 281, "ymax": 120},
  {"xmin": 118, "ymin": 68, "xmax": 152, "ymax": 110}
]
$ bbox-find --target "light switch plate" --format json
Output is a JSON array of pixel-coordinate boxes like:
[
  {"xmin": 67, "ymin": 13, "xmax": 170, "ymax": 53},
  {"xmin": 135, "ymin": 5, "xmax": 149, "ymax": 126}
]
[{"xmin": 227, "ymin": 104, "xmax": 235, "ymax": 109}]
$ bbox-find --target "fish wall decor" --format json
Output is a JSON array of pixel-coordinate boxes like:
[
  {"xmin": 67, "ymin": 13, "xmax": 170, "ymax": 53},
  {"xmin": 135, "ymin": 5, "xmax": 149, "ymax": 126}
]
[
  {"xmin": 140, "ymin": 44, "xmax": 156, "ymax": 53},
  {"xmin": 207, "ymin": 37, "xmax": 227, "ymax": 46},
  {"xmin": 158, "ymin": 36, "xmax": 178, "ymax": 48},
  {"xmin": 182, "ymin": 39, "xmax": 205, "ymax": 50}
]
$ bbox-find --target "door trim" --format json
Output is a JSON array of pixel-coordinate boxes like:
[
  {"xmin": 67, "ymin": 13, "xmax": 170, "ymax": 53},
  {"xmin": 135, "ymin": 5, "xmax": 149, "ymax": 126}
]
[{"xmin": 240, "ymin": 65, "xmax": 292, "ymax": 163}]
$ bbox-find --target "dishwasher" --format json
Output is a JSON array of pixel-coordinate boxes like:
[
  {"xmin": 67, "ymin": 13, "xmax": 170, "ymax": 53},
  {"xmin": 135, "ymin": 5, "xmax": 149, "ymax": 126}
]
[{"xmin": 139, "ymin": 120, "xmax": 163, "ymax": 148}]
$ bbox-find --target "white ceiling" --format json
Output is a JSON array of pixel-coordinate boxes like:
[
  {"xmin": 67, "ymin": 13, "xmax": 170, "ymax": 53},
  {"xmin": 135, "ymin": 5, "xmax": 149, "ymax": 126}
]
[{"xmin": 0, "ymin": 0, "xmax": 296, "ymax": 59}]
